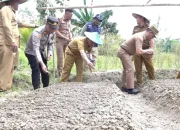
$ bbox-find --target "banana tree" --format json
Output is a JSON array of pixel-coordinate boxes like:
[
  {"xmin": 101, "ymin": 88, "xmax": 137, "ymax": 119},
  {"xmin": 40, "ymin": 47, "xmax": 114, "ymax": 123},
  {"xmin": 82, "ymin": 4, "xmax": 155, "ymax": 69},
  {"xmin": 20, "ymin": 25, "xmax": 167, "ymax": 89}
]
[{"xmin": 71, "ymin": 0, "xmax": 93, "ymax": 27}]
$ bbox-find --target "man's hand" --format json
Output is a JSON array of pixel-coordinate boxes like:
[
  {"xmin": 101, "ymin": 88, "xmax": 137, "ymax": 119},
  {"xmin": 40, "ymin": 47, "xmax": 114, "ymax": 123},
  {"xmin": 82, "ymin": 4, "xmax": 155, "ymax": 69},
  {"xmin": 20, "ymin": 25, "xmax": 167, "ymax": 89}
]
[
  {"xmin": 88, "ymin": 61, "xmax": 95, "ymax": 71},
  {"xmin": 11, "ymin": 43, "xmax": 18, "ymax": 52},
  {"xmin": 145, "ymin": 48, "xmax": 154, "ymax": 55},
  {"xmin": 40, "ymin": 62, "xmax": 49, "ymax": 73},
  {"xmin": 144, "ymin": 54, "xmax": 153, "ymax": 59},
  {"xmin": 47, "ymin": 54, "xmax": 51, "ymax": 61}
]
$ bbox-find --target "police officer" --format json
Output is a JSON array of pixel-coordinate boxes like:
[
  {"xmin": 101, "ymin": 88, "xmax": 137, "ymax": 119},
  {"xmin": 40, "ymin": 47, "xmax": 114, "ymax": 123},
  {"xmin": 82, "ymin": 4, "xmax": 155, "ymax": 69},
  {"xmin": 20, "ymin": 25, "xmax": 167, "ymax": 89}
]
[
  {"xmin": 132, "ymin": 12, "xmax": 155, "ymax": 87},
  {"xmin": 80, "ymin": 14, "xmax": 102, "ymax": 71},
  {"xmin": 60, "ymin": 32, "xmax": 103, "ymax": 82},
  {"xmin": 0, "ymin": 0, "xmax": 36, "ymax": 91},
  {"xmin": 117, "ymin": 25, "xmax": 159, "ymax": 94},
  {"xmin": 25, "ymin": 16, "xmax": 58, "ymax": 90}
]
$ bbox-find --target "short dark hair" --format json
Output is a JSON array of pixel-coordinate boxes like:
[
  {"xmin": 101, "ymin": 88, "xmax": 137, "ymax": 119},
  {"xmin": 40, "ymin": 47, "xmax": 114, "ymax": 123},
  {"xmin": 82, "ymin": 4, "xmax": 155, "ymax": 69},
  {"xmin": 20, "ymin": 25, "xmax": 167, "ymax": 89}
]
[{"xmin": 65, "ymin": 8, "xmax": 73, "ymax": 13}]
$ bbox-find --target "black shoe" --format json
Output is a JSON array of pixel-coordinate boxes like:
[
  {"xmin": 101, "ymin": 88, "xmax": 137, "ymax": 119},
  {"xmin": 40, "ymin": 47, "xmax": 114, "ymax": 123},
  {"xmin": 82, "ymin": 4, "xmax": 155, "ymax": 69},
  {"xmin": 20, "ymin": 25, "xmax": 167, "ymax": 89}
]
[
  {"xmin": 34, "ymin": 86, "xmax": 40, "ymax": 90},
  {"xmin": 121, "ymin": 87, "xmax": 128, "ymax": 92},
  {"xmin": 127, "ymin": 88, "xmax": 140, "ymax": 94}
]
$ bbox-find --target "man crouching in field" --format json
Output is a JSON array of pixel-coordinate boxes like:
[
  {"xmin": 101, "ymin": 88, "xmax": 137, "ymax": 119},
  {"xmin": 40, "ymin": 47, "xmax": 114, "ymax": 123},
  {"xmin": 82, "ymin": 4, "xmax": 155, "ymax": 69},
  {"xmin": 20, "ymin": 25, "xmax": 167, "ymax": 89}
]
[
  {"xmin": 117, "ymin": 25, "xmax": 159, "ymax": 94},
  {"xmin": 60, "ymin": 32, "xmax": 103, "ymax": 82},
  {"xmin": 25, "ymin": 16, "xmax": 58, "ymax": 90}
]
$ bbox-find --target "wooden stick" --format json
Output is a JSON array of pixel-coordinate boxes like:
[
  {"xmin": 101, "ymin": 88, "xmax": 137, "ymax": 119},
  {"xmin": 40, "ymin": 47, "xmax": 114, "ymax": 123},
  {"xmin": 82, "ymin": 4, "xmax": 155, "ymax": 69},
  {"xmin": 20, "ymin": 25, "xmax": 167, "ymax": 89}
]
[{"xmin": 38, "ymin": 4, "xmax": 180, "ymax": 10}]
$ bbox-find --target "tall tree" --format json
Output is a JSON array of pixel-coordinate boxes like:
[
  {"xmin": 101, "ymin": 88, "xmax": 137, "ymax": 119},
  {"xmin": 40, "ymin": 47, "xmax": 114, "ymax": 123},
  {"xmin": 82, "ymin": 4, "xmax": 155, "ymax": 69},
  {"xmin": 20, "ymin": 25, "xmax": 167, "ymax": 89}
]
[{"xmin": 100, "ymin": 10, "xmax": 118, "ymax": 35}]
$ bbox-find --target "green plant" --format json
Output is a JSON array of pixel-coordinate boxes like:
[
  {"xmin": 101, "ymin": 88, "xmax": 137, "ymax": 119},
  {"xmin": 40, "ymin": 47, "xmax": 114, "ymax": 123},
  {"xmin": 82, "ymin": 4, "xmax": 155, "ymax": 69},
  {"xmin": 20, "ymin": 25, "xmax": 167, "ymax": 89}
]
[{"xmin": 19, "ymin": 28, "xmax": 34, "ymax": 47}]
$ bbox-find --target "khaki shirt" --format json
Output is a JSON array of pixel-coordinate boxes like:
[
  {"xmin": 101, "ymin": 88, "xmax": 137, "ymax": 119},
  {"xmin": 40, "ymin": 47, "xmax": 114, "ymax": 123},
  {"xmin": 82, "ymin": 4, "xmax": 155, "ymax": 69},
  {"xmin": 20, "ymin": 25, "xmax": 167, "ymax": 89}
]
[
  {"xmin": 132, "ymin": 25, "xmax": 150, "ymax": 49},
  {"xmin": 56, "ymin": 16, "xmax": 72, "ymax": 41},
  {"xmin": 25, "ymin": 26, "xmax": 55, "ymax": 63},
  {"xmin": 121, "ymin": 32, "xmax": 145, "ymax": 55},
  {"xmin": 66, "ymin": 37, "xmax": 92, "ymax": 57},
  {"xmin": 0, "ymin": 6, "xmax": 36, "ymax": 47},
  {"xmin": 0, "ymin": 6, "xmax": 18, "ymax": 46}
]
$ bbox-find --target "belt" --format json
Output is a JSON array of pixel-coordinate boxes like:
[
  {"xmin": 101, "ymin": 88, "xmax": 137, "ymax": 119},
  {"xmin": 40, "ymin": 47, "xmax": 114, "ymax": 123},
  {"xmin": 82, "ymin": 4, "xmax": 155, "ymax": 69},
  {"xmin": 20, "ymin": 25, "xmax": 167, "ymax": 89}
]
[
  {"xmin": 121, "ymin": 46, "xmax": 127, "ymax": 51},
  {"xmin": 121, "ymin": 46, "xmax": 130, "ymax": 55},
  {"xmin": 68, "ymin": 46, "xmax": 76, "ymax": 55}
]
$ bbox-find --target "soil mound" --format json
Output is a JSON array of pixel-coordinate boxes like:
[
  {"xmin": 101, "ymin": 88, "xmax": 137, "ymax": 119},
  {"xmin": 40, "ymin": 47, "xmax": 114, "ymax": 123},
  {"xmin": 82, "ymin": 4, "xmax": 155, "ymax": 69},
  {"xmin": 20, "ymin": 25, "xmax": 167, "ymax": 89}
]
[
  {"xmin": 142, "ymin": 79, "xmax": 180, "ymax": 122},
  {"xmin": 0, "ymin": 69, "xmax": 180, "ymax": 130}
]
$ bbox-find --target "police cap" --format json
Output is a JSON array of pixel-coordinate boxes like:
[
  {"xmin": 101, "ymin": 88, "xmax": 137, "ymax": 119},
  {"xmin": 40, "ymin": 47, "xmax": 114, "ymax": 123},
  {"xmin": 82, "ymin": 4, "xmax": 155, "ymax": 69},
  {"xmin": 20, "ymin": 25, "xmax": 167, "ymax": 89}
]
[{"xmin": 47, "ymin": 16, "xmax": 59, "ymax": 29}]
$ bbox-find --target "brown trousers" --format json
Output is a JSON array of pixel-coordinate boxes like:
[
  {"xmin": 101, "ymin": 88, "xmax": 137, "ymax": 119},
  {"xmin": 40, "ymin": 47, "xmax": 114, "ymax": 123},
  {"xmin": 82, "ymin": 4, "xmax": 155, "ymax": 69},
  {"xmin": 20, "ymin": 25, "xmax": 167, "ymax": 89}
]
[
  {"xmin": 176, "ymin": 71, "xmax": 180, "ymax": 79},
  {"xmin": 60, "ymin": 49, "xmax": 83, "ymax": 82},
  {"xmin": 133, "ymin": 54, "xmax": 155, "ymax": 85},
  {"xmin": 56, "ymin": 38, "xmax": 69, "ymax": 76},
  {"xmin": 0, "ymin": 45, "xmax": 14, "ymax": 91},
  {"xmin": 14, "ymin": 50, "xmax": 19, "ymax": 67},
  {"xmin": 118, "ymin": 48, "xmax": 134, "ymax": 89}
]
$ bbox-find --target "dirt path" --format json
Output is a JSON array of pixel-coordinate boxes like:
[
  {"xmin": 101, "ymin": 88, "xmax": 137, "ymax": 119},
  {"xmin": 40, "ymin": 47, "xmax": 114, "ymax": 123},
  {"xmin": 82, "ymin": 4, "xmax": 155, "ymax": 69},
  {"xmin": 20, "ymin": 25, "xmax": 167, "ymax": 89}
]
[{"xmin": 0, "ymin": 80, "xmax": 179, "ymax": 130}]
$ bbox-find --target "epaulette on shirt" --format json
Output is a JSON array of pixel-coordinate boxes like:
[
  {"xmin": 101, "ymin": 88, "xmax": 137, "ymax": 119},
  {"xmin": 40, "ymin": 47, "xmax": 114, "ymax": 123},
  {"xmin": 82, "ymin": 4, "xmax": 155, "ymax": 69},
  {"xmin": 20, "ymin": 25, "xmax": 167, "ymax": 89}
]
[{"xmin": 34, "ymin": 26, "xmax": 44, "ymax": 38}]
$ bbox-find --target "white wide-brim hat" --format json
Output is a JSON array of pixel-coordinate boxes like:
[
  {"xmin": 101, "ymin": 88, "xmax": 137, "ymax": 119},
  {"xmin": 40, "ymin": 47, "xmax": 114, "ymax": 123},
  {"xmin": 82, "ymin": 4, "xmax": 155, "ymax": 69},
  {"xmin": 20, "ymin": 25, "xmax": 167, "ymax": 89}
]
[{"xmin": 84, "ymin": 32, "xmax": 103, "ymax": 45}]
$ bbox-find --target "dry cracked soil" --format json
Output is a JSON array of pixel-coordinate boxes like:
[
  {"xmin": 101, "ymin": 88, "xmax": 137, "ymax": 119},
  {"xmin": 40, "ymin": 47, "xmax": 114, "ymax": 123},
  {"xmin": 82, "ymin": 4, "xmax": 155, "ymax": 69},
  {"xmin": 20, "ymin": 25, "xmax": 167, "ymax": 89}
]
[{"xmin": 0, "ymin": 70, "xmax": 180, "ymax": 130}]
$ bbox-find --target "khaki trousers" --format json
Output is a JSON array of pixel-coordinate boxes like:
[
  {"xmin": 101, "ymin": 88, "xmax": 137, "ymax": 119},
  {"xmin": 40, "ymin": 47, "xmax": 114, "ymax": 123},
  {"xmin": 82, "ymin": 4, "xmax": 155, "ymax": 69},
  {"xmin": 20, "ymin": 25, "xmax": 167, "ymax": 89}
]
[
  {"xmin": 60, "ymin": 50, "xmax": 83, "ymax": 82},
  {"xmin": 118, "ymin": 48, "xmax": 134, "ymax": 89},
  {"xmin": 133, "ymin": 54, "xmax": 155, "ymax": 85},
  {"xmin": 83, "ymin": 47, "xmax": 98, "ymax": 72},
  {"xmin": 56, "ymin": 39, "xmax": 69, "ymax": 76},
  {"xmin": 14, "ymin": 50, "xmax": 19, "ymax": 67},
  {"xmin": 176, "ymin": 71, "xmax": 180, "ymax": 79},
  {"xmin": 0, "ymin": 45, "xmax": 14, "ymax": 91}
]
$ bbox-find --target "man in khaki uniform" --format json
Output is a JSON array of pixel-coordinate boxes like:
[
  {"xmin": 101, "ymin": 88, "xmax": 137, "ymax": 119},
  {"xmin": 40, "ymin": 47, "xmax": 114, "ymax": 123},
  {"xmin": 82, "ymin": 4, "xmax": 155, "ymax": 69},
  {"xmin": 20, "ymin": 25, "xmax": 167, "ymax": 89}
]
[
  {"xmin": 80, "ymin": 14, "xmax": 102, "ymax": 72},
  {"xmin": 132, "ymin": 13, "xmax": 155, "ymax": 87},
  {"xmin": 117, "ymin": 26, "xmax": 159, "ymax": 94},
  {"xmin": 0, "ymin": 0, "xmax": 37, "ymax": 91},
  {"xmin": 0, "ymin": 0, "xmax": 38, "ymax": 71},
  {"xmin": 60, "ymin": 32, "xmax": 103, "ymax": 82},
  {"xmin": 56, "ymin": 9, "xmax": 73, "ymax": 77}
]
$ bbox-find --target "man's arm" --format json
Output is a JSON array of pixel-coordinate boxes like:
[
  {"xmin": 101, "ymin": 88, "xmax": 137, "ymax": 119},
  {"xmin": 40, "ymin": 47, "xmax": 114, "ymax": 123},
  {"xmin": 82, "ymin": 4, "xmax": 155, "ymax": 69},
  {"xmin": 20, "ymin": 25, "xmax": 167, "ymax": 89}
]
[
  {"xmin": 32, "ymin": 32, "xmax": 48, "ymax": 73},
  {"xmin": 80, "ymin": 24, "xmax": 87, "ymax": 36},
  {"xmin": 55, "ymin": 30, "xmax": 71, "ymax": 42},
  {"xmin": 1, "ymin": 7, "xmax": 15, "ymax": 45},
  {"xmin": 32, "ymin": 32, "xmax": 43, "ymax": 63},
  {"xmin": 69, "ymin": 22, "xmax": 73, "ymax": 40},
  {"xmin": 18, "ymin": 20, "xmax": 37, "ymax": 28},
  {"xmin": 47, "ymin": 35, "xmax": 54, "ymax": 60}
]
